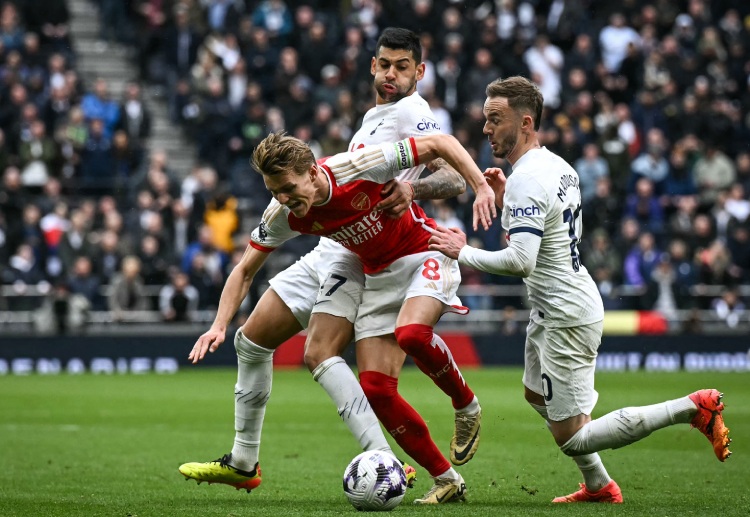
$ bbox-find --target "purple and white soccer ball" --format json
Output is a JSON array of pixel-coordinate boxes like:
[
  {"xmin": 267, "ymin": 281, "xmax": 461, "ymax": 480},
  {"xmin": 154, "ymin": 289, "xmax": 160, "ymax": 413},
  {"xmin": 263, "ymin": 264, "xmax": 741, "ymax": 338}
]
[{"xmin": 342, "ymin": 450, "xmax": 407, "ymax": 511}]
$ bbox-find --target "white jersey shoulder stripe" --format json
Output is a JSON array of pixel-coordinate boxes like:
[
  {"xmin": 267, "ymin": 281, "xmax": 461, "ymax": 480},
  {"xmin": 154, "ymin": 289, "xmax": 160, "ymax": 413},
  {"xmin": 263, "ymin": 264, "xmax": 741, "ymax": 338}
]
[
  {"xmin": 261, "ymin": 199, "xmax": 286, "ymax": 225},
  {"xmin": 329, "ymin": 149, "xmax": 387, "ymax": 182}
]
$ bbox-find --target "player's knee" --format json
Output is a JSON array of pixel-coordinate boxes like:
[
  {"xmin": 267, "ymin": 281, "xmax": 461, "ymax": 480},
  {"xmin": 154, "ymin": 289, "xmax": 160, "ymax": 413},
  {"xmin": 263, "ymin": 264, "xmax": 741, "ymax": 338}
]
[
  {"xmin": 394, "ymin": 324, "xmax": 433, "ymax": 356},
  {"xmin": 359, "ymin": 370, "xmax": 397, "ymax": 411},
  {"xmin": 557, "ymin": 426, "xmax": 587, "ymax": 454},
  {"xmin": 303, "ymin": 347, "xmax": 329, "ymax": 372},
  {"xmin": 234, "ymin": 329, "xmax": 274, "ymax": 363}
]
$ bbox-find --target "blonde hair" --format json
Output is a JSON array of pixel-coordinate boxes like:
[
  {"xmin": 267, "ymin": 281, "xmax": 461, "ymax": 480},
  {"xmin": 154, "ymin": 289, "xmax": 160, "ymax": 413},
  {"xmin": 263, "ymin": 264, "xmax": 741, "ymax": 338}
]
[
  {"xmin": 251, "ymin": 131, "xmax": 315, "ymax": 177},
  {"xmin": 485, "ymin": 76, "xmax": 544, "ymax": 131}
]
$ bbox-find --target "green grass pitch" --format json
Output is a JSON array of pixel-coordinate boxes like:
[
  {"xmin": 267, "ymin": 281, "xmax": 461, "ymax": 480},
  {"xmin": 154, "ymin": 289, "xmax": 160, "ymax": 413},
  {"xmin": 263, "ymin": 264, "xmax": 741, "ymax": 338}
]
[{"xmin": 1, "ymin": 367, "xmax": 747, "ymax": 516}]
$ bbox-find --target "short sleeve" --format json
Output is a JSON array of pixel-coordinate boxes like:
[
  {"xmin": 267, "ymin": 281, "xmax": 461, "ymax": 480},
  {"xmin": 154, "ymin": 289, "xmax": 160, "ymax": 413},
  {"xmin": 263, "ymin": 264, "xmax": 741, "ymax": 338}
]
[{"xmin": 250, "ymin": 199, "xmax": 300, "ymax": 251}]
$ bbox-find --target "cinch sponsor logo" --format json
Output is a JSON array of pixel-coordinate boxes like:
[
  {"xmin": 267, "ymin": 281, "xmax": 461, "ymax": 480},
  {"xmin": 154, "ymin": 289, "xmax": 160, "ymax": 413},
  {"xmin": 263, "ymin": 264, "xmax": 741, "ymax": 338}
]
[
  {"xmin": 416, "ymin": 118, "xmax": 440, "ymax": 131},
  {"xmin": 509, "ymin": 205, "xmax": 540, "ymax": 217}
]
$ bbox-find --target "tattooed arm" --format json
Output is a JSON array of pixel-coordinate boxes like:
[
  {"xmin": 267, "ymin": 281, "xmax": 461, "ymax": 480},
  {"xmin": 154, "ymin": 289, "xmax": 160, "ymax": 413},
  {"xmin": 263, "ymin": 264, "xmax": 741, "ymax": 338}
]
[
  {"xmin": 376, "ymin": 158, "xmax": 467, "ymax": 217},
  {"xmin": 412, "ymin": 157, "xmax": 466, "ymax": 200}
]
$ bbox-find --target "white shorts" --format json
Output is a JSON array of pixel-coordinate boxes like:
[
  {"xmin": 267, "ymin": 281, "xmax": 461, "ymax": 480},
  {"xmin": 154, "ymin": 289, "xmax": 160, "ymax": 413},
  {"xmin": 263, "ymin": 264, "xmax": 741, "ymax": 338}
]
[
  {"xmin": 522, "ymin": 319, "xmax": 603, "ymax": 421},
  {"xmin": 354, "ymin": 251, "xmax": 466, "ymax": 341},
  {"xmin": 269, "ymin": 243, "xmax": 365, "ymax": 328}
]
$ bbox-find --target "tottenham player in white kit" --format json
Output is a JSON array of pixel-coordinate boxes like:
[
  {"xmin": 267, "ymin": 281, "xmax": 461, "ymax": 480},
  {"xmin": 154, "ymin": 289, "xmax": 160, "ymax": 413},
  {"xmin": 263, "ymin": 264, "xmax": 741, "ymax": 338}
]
[
  {"xmin": 180, "ymin": 29, "xmax": 487, "ymax": 504},
  {"xmin": 429, "ymin": 76, "xmax": 731, "ymax": 503}
]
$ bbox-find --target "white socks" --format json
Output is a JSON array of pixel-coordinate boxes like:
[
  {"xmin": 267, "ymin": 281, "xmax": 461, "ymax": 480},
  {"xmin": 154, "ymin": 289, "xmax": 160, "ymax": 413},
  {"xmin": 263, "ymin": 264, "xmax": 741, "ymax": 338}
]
[
  {"xmin": 312, "ymin": 356, "xmax": 392, "ymax": 454},
  {"xmin": 231, "ymin": 330, "xmax": 273, "ymax": 471},
  {"xmin": 456, "ymin": 396, "xmax": 480, "ymax": 416},
  {"xmin": 529, "ymin": 402, "xmax": 611, "ymax": 492},
  {"xmin": 561, "ymin": 396, "xmax": 697, "ymax": 456},
  {"xmin": 436, "ymin": 466, "xmax": 461, "ymax": 481}
]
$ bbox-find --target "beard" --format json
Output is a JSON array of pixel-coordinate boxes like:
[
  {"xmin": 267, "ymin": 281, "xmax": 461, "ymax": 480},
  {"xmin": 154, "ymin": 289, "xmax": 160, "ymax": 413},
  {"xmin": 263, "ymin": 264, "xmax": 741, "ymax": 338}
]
[{"xmin": 493, "ymin": 133, "xmax": 518, "ymax": 159}]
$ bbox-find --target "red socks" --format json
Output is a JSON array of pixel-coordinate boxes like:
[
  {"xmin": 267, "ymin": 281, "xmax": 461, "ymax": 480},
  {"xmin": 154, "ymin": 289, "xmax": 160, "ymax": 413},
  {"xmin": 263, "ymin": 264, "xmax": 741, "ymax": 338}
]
[
  {"xmin": 359, "ymin": 370, "xmax": 450, "ymax": 477},
  {"xmin": 395, "ymin": 324, "xmax": 475, "ymax": 409}
]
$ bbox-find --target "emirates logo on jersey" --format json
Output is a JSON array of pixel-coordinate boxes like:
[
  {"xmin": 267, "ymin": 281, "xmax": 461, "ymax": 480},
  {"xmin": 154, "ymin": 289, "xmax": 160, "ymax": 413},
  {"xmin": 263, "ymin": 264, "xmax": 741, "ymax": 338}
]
[{"xmin": 351, "ymin": 192, "xmax": 371, "ymax": 211}]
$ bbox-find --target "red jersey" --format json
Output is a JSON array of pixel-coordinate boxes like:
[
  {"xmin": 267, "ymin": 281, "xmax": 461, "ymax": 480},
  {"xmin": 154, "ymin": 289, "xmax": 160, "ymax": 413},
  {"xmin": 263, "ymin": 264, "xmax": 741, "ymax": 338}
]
[{"xmin": 250, "ymin": 138, "xmax": 438, "ymax": 274}]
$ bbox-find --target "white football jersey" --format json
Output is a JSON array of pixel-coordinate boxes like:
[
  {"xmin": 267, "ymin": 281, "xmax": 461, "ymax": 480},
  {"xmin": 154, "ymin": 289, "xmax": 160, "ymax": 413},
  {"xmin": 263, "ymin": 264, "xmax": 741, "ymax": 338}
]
[
  {"xmin": 316, "ymin": 92, "xmax": 443, "ymax": 255},
  {"xmin": 502, "ymin": 147, "xmax": 604, "ymax": 327}
]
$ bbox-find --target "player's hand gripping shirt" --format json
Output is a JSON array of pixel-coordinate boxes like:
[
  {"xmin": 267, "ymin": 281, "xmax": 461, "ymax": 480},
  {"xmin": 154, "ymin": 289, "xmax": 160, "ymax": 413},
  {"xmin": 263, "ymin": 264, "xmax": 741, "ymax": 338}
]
[
  {"xmin": 500, "ymin": 147, "xmax": 603, "ymax": 327},
  {"xmin": 250, "ymin": 139, "xmax": 438, "ymax": 274}
]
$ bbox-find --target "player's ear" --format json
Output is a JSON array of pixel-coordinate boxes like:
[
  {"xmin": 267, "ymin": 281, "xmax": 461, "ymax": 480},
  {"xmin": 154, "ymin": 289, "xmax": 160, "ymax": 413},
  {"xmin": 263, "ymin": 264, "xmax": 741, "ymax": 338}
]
[
  {"xmin": 309, "ymin": 163, "xmax": 318, "ymax": 180},
  {"xmin": 370, "ymin": 56, "xmax": 377, "ymax": 76},
  {"xmin": 522, "ymin": 114, "xmax": 534, "ymax": 132},
  {"xmin": 415, "ymin": 62, "xmax": 425, "ymax": 81}
]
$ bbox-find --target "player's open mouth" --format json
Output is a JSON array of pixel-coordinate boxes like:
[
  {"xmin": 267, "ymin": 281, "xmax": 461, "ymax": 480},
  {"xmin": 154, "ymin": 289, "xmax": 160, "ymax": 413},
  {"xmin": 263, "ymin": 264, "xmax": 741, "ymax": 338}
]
[{"xmin": 382, "ymin": 84, "xmax": 397, "ymax": 93}]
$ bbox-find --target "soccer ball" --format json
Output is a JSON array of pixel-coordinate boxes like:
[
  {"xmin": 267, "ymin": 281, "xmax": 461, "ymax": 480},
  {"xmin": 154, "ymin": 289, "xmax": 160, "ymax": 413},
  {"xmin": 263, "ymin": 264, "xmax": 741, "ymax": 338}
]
[{"xmin": 342, "ymin": 450, "xmax": 407, "ymax": 511}]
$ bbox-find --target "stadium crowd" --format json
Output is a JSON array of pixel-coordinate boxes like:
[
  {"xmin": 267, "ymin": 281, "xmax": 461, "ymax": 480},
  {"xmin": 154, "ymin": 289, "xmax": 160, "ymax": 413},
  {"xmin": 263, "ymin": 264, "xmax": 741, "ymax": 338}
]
[{"xmin": 1, "ymin": 0, "xmax": 749, "ymax": 331}]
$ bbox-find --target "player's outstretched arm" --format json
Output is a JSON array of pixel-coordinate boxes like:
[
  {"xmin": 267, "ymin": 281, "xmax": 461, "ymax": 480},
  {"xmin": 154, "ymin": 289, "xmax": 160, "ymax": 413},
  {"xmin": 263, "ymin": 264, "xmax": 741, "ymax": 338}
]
[
  {"xmin": 189, "ymin": 245, "xmax": 269, "ymax": 364},
  {"xmin": 412, "ymin": 134, "xmax": 496, "ymax": 231}
]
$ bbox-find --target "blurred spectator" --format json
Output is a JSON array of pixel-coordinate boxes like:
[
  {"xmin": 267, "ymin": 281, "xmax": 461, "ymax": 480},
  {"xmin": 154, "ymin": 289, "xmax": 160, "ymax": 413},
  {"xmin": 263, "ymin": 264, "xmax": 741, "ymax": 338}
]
[
  {"xmin": 19, "ymin": 121, "xmax": 58, "ymax": 187},
  {"xmin": 624, "ymin": 231, "xmax": 661, "ymax": 288},
  {"xmin": 252, "ymin": 0, "xmax": 293, "ymax": 46},
  {"xmin": 624, "ymin": 177, "xmax": 665, "ymax": 236},
  {"xmin": 203, "ymin": 190, "xmax": 238, "ymax": 254},
  {"xmin": 67, "ymin": 255, "xmax": 102, "ymax": 309},
  {"xmin": 524, "ymin": 33, "xmax": 564, "ymax": 110},
  {"xmin": 665, "ymin": 144, "xmax": 697, "ymax": 198},
  {"xmin": 3, "ymin": 242, "xmax": 46, "ymax": 286},
  {"xmin": 137, "ymin": 233, "xmax": 170, "ymax": 286},
  {"xmin": 182, "ymin": 224, "xmax": 227, "ymax": 279},
  {"xmin": 92, "ymin": 229, "xmax": 123, "ymax": 284},
  {"xmin": 628, "ymin": 128, "xmax": 669, "ymax": 194},
  {"xmin": 79, "ymin": 118, "xmax": 113, "ymax": 194},
  {"xmin": 163, "ymin": 2, "xmax": 202, "ymax": 83},
  {"xmin": 693, "ymin": 144, "xmax": 736, "ymax": 208},
  {"xmin": 697, "ymin": 240, "xmax": 737, "ymax": 287},
  {"xmin": 117, "ymin": 81, "xmax": 152, "ymax": 147},
  {"xmin": 187, "ymin": 251, "xmax": 221, "ymax": 309},
  {"xmin": 57, "ymin": 209, "xmax": 94, "ymax": 275},
  {"xmin": 583, "ymin": 177, "xmax": 622, "ymax": 236},
  {"xmin": 80, "ymin": 78, "xmax": 120, "ymax": 138},
  {"xmin": 712, "ymin": 289, "xmax": 745, "ymax": 328},
  {"xmin": 159, "ymin": 271, "xmax": 199, "ymax": 322},
  {"xmin": 108, "ymin": 255, "xmax": 150, "ymax": 320},
  {"xmin": 582, "ymin": 228, "xmax": 623, "ymax": 286},
  {"xmin": 599, "ymin": 12, "xmax": 641, "ymax": 73},
  {"xmin": 0, "ymin": 2, "xmax": 25, "ymax": 52},
  {"xmin": 574, "ymin": 143, "xmax": 610, "ymax": 205}
]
